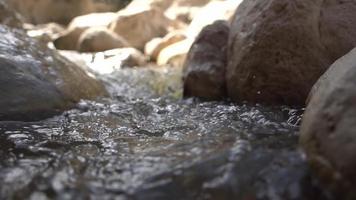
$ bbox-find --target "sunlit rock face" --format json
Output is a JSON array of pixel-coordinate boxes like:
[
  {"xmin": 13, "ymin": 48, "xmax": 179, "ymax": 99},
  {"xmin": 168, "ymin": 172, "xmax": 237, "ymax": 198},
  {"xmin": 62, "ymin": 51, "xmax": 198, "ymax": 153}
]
[
  {"xmin": 183, "ymin": 20, "xmax": 229, "ymax": 100},
  {"xmin": 6, "ymin": 0, "xmax": 129, "ymax": 24},
  {"xmin": 156, "ymin": 0, "xmax": 241, "ymax": 67},
  {"xmin": 53, "ymin": 12, "xmax": 118, "ymax": 50},
  {"xmin": 77, "ymin": 27, "xmax": 130, "ymax": 53},
  {"xmin": 300, "ymin": 48, "xmax": 356, "ymax": 200},
  {"xmin": 227, "ymin": 0, "xmax": 356, "ymax": 106},
  {"xmin": 109, "ymin": 6, "xmax": 174, "ymax": 51},
  {"xmin": 0, "ymin": 25, "xmax": 107, "ymax": 121}
]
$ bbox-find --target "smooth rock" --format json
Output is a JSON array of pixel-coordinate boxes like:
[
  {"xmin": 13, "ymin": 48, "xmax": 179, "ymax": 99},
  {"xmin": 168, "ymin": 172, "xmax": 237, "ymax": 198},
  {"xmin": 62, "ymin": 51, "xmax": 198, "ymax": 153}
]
[
  {"xmin": 300, "ymin": 48, "xmax": 356, "ymax": 200},
  {"xmin": 7, "ymin": 0, "xmax": 127, "ymax": 24},
  {"xmin": 185, "ymin": 0, "xmax": 241, "ymax": 38},
  {"xmin": 0, "ymin": 25, "xmax": 107, "ymax": 121},
  {"xmin": 227, "ymin": 0, "xmax": 356, "ymax": 105},
  {"xmin": 183, "ymin": 20, "xmax": 229, "ymax": 100},
  {"xmin": 0, "ymin": 0, "xmax": 22, "ymax": 27},
  {"xmin": 109, "ymin": 5, "xmax": 174, "ymax": 50},
  {"xmin": 53, "ymin": 12, "xmax": 117, "ymax": 50},
  {"xmin": 145, "ymin": 31, "xmax": 186, "ymax": 61},
  {"xmin": 78, "ymin": 27, "xmax": 129, "ymax": 52},
  {"xmin": 157, "ymin": 39, "xmax": 193, "ymax": 67}
]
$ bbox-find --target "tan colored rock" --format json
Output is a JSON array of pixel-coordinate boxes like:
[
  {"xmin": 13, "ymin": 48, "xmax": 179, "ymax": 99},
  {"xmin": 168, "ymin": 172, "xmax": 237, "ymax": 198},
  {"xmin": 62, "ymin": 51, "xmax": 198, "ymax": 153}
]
[
  {"xmin": 109, "ymin": 6, "xmax": 173, "ymax": 50},
  {"xmin": 25, "ymin": 23, "xmax": 65, "ymax": 41},
  {"xmin": 78, "ymin": 27, "xmax": 129, "ymax": 52},
  {"xmin": 145, "ymin": 31, "xmax": 186, "ymax": 61},
  {"xmin": 157, "ymin": 39, "xmax": 193, "ymax": 67},
  {"xmin": 0, "ymin": 0, "xmax": 22, "ymax": 27},
  {"xmin": 227, "ymin": 0, "xmax": 356, "ymax": 105},
  {"xmin": 183, "ymin": 20, "xmax": 229, "ymax": 100},
  {"xmin": 300, "ymin": 48, "xmax": 356, "ymax": 200},
  {"xmin": 7, "ymin": 0, "xmax": 126, "ymax": 24},
  {"xmin": 164, "ymin": 0, "xmax": 213, "ymax": 23},
  {"xmin": 54, "ymin": 12, "xmax": 117, "ymax": 50},
  {"xmin": 185, "ymin": 0, "xmax": 241, "ymax": 39}
]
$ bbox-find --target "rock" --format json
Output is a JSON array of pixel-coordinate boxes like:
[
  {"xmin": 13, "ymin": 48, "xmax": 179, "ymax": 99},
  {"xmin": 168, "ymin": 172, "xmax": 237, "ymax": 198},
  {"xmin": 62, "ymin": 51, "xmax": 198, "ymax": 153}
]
[
  {"xmin": 185, "ymin": 0, "xmax": 241, "ymax": 38},
  {"xmin": 7, "ymin": 0, "xmax": 127, "ymax": 24},
  {"xmin": 54, "ymin": 12, "xmax": 117, "ymax": 50},
  {"xmin": 300, "ymin": 48, "xmax": 356, "ymax": 200},
  {"xmin": 157, "ymin": 39, "xmax": 193, "ymax": 67},
  {"xmin": 109, "ymin": 6, "xmax": 174, "ymax": 50},
  {"xmin": 145, "ymin": 31, "xmax": 186, "ymax": 61},
  {"xmin": 24, "ymin": 23, "xmax": 65, "ymax": 42},
  {"xmin": 227, "ymin": 0, "xmax": 356, "ymax": 105},
  {"xmin": 183, "ymin": 20, "xmax": 229, "ymax": 100},
  {"xmin": 0, "ymin": 0, "xmax": 22, "ymax": 27},
  {"xmin": 78, "ymin": 27, "xmax": 129, "ymax": 52},
  {"xmin": 0, "ymin": 25, "xmax": 107, "ymax": 121},
  {"xmin": 164, "ymin": 0, "xmax": 213, "ymax": 23}
]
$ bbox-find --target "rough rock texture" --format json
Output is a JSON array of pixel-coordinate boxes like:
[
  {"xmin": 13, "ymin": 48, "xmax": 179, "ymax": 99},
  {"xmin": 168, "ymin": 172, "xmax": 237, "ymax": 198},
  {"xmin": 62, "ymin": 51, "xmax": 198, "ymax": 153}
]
[
  {"xmin": 7, "ymin": 0, "xmax": 127, "ymax": 24},
  {"xmin": 145, "ymin": 31, "xmax": 186, "ymax": 61},
  {"xmin": 0, "ymin": 25, "xmax": 107, "ymax": 121},
  {"xmin": 183, "ymin": 20, "xmax": 229, "ymax": 100},
  {"xmin": 78, "ymin": 27, "xmax": 129, "ymax": 52},
  {"xmin": 300, "ymin": 48, "xmax": 356, "ymax": 200},
  {"xmin": 109, "ymin": 6, "xmax": 174, "ymax": 50},
  {"xmin": 227, "ymin": 0, "xmax": 356, "ymax": 105},
  {"xmin": 54, "ymin": 12, "xmax": 117, "ymax": 50}
]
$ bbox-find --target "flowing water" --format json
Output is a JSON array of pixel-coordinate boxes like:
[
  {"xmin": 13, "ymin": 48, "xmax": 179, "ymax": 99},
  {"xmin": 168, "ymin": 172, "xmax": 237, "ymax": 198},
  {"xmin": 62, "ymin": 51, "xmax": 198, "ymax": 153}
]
[{"xmin": 0, "ymin": 66, "xmax": 324, "ymax": 200}]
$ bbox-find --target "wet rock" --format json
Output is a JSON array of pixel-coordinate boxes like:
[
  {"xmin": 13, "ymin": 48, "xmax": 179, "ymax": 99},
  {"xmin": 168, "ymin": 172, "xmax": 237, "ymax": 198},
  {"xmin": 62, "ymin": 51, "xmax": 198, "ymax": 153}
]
[
  {"xmin": 0, "ymin": 25, "xmax": 107, "ymax": 121},
  {"xmin": 133, "ymin": 149, "xmax": 320, "ymax": 200},
  {"xmin": 300, "ymin": 48, "xmax": 356, "ymax": 200},
  {"xmin": 145, "ymin": 31, "xmax": 186, "ymax": 61},
  {"xmin": 227, "ymin": 0, "xmax": 356, "ymax": 105},
  {"xmin": 7, "ymin": 0, "xmax": 127, "ymax": 24},
  {"xmin": 54, "ymin": 12, "xmax": 117, "ymax": 50},
  {"xmin": 109, "ymin": 5, "xmax": 174, "ymax": 50},
  {"xmin": 183, "ymin": 20, "xmax": 229, "ymax": 100},
  {"xmin": 78, "ymin": 27, "xmax": 130, "ymax": 52}
]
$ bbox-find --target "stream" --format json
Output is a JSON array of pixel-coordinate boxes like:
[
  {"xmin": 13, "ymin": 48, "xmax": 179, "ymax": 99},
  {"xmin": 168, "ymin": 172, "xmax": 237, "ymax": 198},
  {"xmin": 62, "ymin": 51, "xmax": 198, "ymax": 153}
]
[{"xmin": 0, "ymin": 66, "xmax": 325, "ymax": 200}]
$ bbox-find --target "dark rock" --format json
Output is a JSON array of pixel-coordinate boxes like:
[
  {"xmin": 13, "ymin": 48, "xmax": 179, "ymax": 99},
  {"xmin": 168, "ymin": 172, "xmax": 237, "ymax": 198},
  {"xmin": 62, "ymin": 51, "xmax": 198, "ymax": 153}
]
[
  {"xmin": 227, "ymin": 0, "xmax": 356, "ymax": 105},
  {"xmin": 0, "ymin": 25, "xmax": 107, "ymax": 121},
  {"xmin": 300, "ymin": 48, "xmax": 356, "ymax": 200},
  {"xmin": 183, "ymin": 20, "xmax": 229, "ymax": 100}
]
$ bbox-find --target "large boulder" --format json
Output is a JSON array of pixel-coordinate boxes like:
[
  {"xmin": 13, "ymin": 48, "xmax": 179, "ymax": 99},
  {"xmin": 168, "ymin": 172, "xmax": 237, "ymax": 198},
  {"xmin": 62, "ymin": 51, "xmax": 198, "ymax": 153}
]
[
  {"xmin": 7, "ymin": 0, "xmax": 128, "ymax": 24},
  {"xmin": 77, "ymin": 27, "xmax": 129, "ymax": 52},
  {"xmin": 300, "ymin": 48, "xmax": 356, "ymax": 200},
  {"xmin": 54, "ymin": 12, "xmax": 117, "ymax": 50},
  {"xmin": 0, "ymin": 25, "xmax": 107, "ymax": 121},
  {"xmin": 227, "ymin": 0, "xmax": 356, "ymax": 105},
  {"xmin": 183, "ymin": 20, "xmax": 229, "ymax": 100},
  {"xmin": 109, "ymin": 5, "xmax": 175, "ymax": 50}
]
